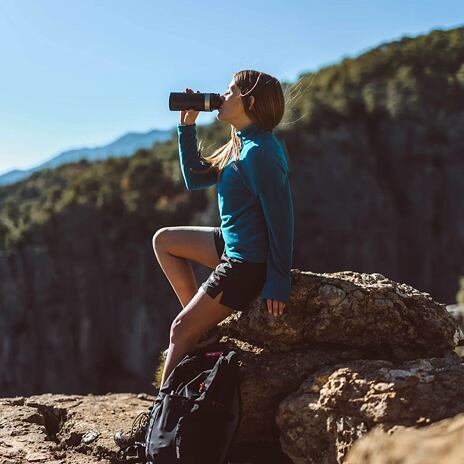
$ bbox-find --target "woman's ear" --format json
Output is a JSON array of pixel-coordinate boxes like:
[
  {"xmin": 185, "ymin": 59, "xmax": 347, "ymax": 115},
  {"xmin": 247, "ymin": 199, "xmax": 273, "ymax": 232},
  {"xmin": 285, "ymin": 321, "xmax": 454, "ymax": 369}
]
[{"xmin": 248, "ymin": 96, "xmax": 255, "ymax": 111}]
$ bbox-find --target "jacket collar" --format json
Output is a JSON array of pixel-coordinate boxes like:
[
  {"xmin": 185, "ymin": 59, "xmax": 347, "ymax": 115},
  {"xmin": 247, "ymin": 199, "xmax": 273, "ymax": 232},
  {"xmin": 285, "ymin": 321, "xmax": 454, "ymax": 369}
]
[{"xmin": 236, "ymin": 122, "xmax": 270, "ymax": 142}]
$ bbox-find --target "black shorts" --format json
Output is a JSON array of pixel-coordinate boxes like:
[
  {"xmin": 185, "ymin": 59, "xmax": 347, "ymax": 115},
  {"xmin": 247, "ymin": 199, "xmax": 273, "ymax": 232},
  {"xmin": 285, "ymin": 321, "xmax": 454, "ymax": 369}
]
[{"xmin": 200, "ymin": 227, "xmax": 267, "ymax": 312}]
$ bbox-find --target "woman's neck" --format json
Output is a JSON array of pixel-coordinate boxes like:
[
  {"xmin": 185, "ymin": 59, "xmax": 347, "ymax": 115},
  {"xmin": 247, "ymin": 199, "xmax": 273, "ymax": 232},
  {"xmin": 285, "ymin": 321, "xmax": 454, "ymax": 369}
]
[{"xmin": 231, "ymin": 116, "xmax": 255, "ymax": 132}]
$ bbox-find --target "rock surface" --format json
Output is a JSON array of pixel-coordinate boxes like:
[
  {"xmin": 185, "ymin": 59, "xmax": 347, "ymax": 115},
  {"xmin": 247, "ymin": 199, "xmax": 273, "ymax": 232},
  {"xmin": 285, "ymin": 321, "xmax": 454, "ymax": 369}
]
[
  {"xmin": 276, "ymin": 352, "xmax": 464, "ymax": 464},
  {"xmin": 221, "ymin": 270, "xmax": 459, "ymax": 360},
  {"xmin": 0, "ymin": 388, "xmax": 293, "ymax": 463},
  {"xmin": 345, "ymin": 412, "xmax": 464, "ymax": 464},
  {"xmin": 0, "ymin": 393, "xmax": 153, "ymax": 464},
  {"xmin": 219, "ymin": 336, "xmax": 364, "ymax": 442}
]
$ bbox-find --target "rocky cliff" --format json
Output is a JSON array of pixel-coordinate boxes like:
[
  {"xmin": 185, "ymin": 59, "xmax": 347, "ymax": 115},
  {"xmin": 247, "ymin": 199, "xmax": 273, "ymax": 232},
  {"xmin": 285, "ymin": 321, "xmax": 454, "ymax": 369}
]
[
  {"xmin": 281, "ymin": 115, "xmax": 464, "ymax": 305},
  {"xmin": 0, "ymin": 201, "xmax": 213, "ymax": 397}
]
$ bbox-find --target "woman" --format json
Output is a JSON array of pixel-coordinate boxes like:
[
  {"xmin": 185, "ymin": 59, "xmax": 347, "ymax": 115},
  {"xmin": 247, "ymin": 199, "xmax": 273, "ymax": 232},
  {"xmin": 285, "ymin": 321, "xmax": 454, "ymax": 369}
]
[{"xmin": 153, "ymin": 70, "xmax": 294, "ymax": 388}]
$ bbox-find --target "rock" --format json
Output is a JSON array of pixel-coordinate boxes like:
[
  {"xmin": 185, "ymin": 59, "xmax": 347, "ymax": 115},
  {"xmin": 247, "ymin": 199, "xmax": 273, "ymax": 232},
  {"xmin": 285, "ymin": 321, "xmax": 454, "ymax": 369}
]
[
  {"xmin": 0, "ymin": 393, "xmax": 153, "ymax": 464},
  {"xmin": 218, "ymin": 336, "xmax": 364, "ymax": 442},
  {"xmin": 4, "ymin": 352, "xmax": 464, "ymax": 463},
  {"xmin": 220, "ymin": 270, "xmax": 459, "ymax": 360},
  {"xmin": 276, "ymin": 352, "xmax": 464, "ymax": 464},
  {"xmin": 345, "ymin": 412, "xmax": 464, "ymax": 464}
]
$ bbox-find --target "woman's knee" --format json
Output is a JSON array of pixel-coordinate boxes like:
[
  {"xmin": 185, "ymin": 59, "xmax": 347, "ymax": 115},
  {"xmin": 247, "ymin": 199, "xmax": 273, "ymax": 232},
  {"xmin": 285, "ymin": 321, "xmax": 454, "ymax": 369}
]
[
  {"xmin": 169, "ymin": 317, "xmax": 194, "ymax": 344},
  {"xmin": 152, "ymin": 225, "xmax": 219, "ymax": 269},
  {"xmin": 152, "ymin": 227, "xmax": 171, "ymax": 252}
]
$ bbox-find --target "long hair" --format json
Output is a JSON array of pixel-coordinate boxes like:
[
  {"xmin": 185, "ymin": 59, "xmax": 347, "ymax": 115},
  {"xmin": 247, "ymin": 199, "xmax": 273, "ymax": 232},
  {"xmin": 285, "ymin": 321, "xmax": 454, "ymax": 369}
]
[{"xmin": 191, "ymin": 70, "xmax": 286, "ymax": 181}]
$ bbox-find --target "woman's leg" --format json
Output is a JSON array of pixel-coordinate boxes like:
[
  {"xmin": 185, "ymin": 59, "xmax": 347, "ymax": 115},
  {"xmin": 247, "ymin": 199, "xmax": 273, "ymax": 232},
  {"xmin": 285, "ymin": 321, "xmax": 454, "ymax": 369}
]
[
  {"xmin": 152, "ymin": 226, "xmax": 221, "ymax": 308},
  {"xmin": 160, "ymin": 287, "xmax": 232, "ymax": 388}
]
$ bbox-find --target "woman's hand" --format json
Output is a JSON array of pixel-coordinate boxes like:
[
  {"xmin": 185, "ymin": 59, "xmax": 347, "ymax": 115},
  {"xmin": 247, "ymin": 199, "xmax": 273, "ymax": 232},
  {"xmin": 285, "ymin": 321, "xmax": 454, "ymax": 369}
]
[
  {"xmin": 266, "ymin": 299, "xmax": 286, "ymax": 316},
  {"xmin": 180, "ymin": 88, "xmax": 200, "ymax": 125}
]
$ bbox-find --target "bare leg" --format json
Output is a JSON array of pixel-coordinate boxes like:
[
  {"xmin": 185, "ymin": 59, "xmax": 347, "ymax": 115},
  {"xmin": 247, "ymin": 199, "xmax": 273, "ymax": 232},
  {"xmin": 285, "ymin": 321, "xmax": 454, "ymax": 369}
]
[
  {"xmin": 152, "ymin": 226, "xmax": 220, "ymax": 309},
  {"xmin": 154, "ymin": 249, "xmax": 198, "ymax": 308},
  {"xmin": 160, "ymin": 288, "xmax": 232, "ymax": 388}
]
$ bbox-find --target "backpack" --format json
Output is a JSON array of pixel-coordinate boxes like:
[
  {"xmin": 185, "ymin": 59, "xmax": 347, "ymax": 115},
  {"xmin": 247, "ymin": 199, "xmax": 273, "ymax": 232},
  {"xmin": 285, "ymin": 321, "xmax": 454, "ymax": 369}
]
[{"xmin": 120, "ymin": 347, "xmax": 242, "ymax": 464}]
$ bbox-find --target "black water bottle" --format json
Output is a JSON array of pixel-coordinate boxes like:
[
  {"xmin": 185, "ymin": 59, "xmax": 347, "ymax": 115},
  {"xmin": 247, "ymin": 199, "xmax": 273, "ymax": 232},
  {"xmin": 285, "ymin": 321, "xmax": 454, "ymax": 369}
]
[{"xmin": 169, "ymin": 92, "xmax": 223, "ymax": 112}]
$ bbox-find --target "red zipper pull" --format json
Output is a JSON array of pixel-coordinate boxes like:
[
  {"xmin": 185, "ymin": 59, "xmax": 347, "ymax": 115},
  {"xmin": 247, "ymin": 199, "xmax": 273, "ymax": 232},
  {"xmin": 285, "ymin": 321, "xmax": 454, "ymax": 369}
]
[{"xmin": 205, "ymin": 351, "xmax": 223, "ymax": 357}]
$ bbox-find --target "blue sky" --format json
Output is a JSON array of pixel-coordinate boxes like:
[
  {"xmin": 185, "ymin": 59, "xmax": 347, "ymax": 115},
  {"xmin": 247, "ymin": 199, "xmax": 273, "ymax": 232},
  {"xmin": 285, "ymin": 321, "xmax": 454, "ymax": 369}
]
[{"xmin": 0, "ymin": 0, "xmax": 462, "ymax": 175}]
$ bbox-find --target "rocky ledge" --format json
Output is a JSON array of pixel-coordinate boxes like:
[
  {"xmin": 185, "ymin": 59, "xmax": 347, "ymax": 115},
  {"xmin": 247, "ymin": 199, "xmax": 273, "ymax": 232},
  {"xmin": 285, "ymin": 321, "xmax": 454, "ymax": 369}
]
[{"xmin": 1, "ymin": 270, "xmax": 463, "ymax": 463}]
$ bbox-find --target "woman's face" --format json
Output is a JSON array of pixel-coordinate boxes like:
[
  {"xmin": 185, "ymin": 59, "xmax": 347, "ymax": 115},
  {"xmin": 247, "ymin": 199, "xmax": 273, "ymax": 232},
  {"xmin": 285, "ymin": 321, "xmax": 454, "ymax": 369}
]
[{"xmin": 217, "ymin": 79, "xmax": 242, "ymax": 120}]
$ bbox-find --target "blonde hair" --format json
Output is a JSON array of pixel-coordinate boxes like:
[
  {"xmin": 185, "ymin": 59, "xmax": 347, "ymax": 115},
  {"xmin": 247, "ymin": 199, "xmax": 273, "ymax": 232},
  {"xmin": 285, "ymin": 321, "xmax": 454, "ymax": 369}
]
[{"xmin": 191, "ymin": 70, "xmax": 289, "ymax": 182}]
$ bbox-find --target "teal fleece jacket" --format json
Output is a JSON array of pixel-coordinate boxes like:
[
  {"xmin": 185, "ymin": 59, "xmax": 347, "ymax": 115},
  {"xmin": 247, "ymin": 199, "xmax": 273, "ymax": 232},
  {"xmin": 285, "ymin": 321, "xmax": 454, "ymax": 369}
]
[{"xmin": 177, "ymin": 122, "xmax": 294, "ymax": 303}]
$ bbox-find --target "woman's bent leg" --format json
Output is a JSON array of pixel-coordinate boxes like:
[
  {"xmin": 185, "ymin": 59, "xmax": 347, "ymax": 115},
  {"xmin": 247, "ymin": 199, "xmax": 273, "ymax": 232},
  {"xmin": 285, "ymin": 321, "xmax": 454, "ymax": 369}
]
[
  {"xmin": 160, "ymin": 287, "xmax": 232, "ymax": 388},
  {"xmin": 152, "ymin": 226, "xmax": 220, "ymax": 308}
]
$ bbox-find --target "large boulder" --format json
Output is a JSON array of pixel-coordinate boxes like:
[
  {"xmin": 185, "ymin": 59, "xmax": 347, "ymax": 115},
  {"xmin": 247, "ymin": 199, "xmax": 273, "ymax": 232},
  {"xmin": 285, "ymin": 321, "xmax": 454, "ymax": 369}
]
[
  {"xmin": 345, "ymin": 412, "xmax": 464, "ymax": 464},
  {"xmin": 218, "ymin": 336, "xmax": 363, "ymax": 442},
  {"xmin": 275, "ymin": 352, "xmax": 464, "ymax": 464},
  {"xmin": 220, "ymin": 270, "xmax": 459, "ymax": 360}
]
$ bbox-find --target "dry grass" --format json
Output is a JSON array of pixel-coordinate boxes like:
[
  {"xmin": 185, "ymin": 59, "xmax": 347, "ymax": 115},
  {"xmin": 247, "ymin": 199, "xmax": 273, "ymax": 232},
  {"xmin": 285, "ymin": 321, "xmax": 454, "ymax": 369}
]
[{"xmin": 152, "ymin": 350, "xmax": 166, "ymax": 390}]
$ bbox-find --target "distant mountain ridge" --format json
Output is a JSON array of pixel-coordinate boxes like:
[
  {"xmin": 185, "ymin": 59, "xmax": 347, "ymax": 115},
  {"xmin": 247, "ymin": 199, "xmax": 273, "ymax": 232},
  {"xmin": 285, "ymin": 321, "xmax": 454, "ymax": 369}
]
[{"xmin": 0, "ymin": 127, "xmax": 176, "ymax": 186}]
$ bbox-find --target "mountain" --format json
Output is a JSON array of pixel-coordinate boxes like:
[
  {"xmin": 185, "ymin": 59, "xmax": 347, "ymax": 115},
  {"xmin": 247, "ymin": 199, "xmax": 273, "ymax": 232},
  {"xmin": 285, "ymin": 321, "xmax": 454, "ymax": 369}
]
[{"xmin": 0, "ymin": 127, "xmax": 175, "ymax": 186}]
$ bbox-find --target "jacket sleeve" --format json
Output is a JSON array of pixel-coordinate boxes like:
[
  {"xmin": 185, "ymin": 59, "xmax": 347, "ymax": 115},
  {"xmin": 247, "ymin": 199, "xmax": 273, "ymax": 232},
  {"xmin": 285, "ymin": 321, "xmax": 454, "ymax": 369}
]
[
  {"xmin": 177, "ymin": 123, "xmax": 218, "ymax": 191},
  {"xmin": 245, "ymin": 146, "xmax": 294, "ymax": 303}
]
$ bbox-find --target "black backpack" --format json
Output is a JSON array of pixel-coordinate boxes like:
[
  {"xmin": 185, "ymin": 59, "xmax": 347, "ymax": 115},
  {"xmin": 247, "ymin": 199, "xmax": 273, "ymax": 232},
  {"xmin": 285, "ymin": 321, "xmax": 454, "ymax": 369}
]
[{"xmin": 120, "ymin": 347, "xmax": 242, "ymax": 464}]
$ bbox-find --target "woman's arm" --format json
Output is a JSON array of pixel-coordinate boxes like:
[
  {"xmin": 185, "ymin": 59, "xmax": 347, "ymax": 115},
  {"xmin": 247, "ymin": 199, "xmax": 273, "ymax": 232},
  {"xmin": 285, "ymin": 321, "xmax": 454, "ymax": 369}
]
[
  {"xmin": 244, "ymin": 145, "xmax": 295, "ymax": 304},
  {"xmin": 177, "ymin": 123, "xmax": 218, "ymax": 191}
]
